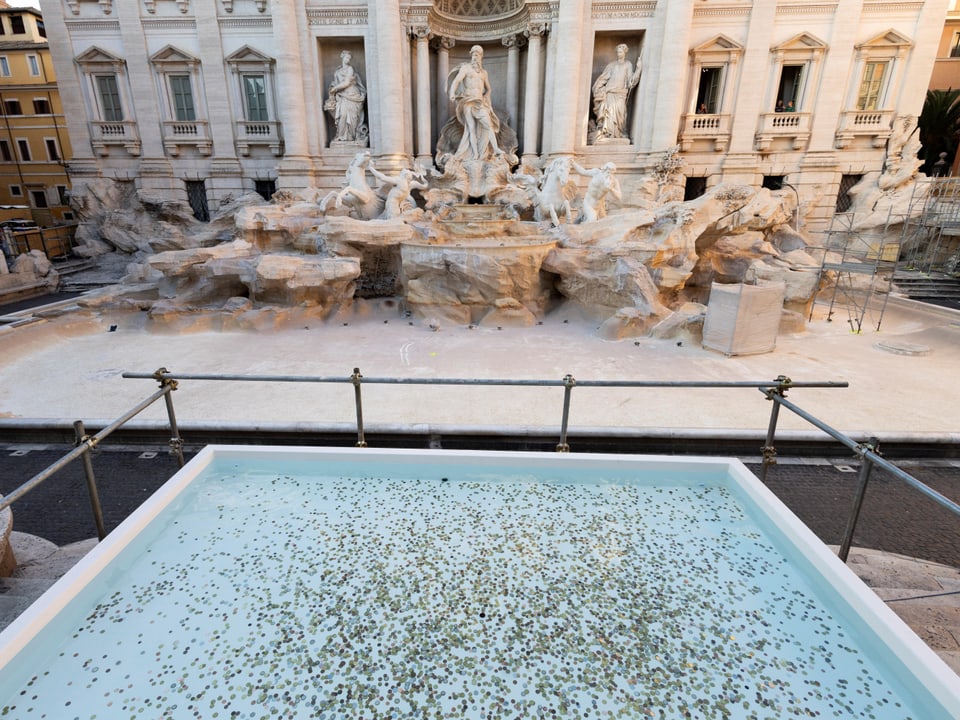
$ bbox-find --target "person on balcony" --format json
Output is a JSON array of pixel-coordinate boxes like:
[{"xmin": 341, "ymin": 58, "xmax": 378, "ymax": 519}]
[{"xmin": 775, "ymin": 100, "xmax": 785, "ymax": 112}]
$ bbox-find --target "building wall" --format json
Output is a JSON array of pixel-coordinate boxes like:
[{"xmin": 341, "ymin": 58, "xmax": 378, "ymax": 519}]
[
  {"xmin": 36, "ymin": 0, "xmax": 951, "ymax": 237},
  {"xmin": 0, "ymin": 6, "xmax": 73, "ymax": 226},
  {"xmin": 929, "ymin": 3, "xmax": 960, "ymax": 90}
]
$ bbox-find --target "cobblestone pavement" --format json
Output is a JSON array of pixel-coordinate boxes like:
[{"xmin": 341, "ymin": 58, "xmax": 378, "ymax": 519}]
[{"xmin": 0, "ymin": 445, "xmax": 957, "ymax": 568}]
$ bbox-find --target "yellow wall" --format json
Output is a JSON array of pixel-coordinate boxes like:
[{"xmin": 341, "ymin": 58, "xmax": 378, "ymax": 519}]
[{"xmin": 0, "ymin": 9, "xmax": 73, "ymax": 226}]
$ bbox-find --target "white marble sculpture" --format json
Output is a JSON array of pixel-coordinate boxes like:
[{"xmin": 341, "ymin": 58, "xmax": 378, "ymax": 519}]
[
  {"xmin": 591, "ymin": 44, "xmax": 641, "ymax": 143},
  {"xmin": 325, "ymin": 50, "xmax": 368, "ymax": 146},
  {"xmin": 370, "ymin": 165, "xmax": 429, "ymax": 220},
  {"xmin": 514, "ymin": 157, "xmax": 578, "ymax": 226},
  {"xmin": 572, "ymin": 161, "xmax": 622, "ymax": 222},
  {"xmin": 448, "ymin": 45, "xmax": 503, "ymax": 161},
  {"xmin": 320, "ymin": 151, "xmax": 383, "ymax": 220}
]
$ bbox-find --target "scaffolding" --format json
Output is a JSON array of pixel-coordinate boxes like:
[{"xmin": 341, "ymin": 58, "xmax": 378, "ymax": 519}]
[
  {"xmin": 812, "ymin": 210, "xmax": 902, "ymax": 333},
  {"xmin": 898, "ymin": 177, "xmax": 960, "ymax": 275}
]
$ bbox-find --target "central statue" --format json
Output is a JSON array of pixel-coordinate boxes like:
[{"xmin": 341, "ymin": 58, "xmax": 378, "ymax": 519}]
[{"xmin": 448, "ymin": 45, "xmax": 504, "ymax": 161}]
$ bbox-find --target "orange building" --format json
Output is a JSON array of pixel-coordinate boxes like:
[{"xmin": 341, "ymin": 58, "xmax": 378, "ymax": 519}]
[{"xmin": 0, "ymin": 2, "xmax": 73, "ymax": 226}]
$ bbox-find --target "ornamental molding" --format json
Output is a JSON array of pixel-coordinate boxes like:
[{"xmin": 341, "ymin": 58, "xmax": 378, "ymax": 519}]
[
  {"xmin": 591, "ymin": 2, "xmax": 656, "ymax": 20},
  {"xmin": 305, "ymin": 8, "xmax": 369, "ymax": 26},
  {"xmin": 693, "ymin": 6, "xmax": 752, "ymax": 19},
  {"xmin": 219, "ymin": 17, "xmax": 272, "ymax": 29},
  {"xmin": 863, "ymin": 2, "xmax": 923, "ymax": 11},
  {"xmin": 776, "ymin": 3, "xmax": 837, "ymax": 16},
  {"xmin": 65, "ymin": 19, "xmax": 121, "ymax": 31},
  {"xmin": 141, "ymin": 19, "xmax": 197, "ymax": 31}
]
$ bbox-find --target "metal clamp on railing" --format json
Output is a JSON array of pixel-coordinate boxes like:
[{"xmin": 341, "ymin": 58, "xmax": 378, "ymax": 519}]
[
  {"xmin": 351, "ymin": 367, "xmax": 367, "ymax": 448},
  {"xmin": 759, "ymin": 375, "xmax": 792, "ymax": 481},
  {"xmin": 556, "ymin": 374, "xmax": 576, "ymax": 453}
]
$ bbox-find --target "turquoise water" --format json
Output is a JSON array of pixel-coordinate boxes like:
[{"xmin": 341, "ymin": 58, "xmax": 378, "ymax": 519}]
[{"xmin": 0, "ymin": 459, "xmax": 943, "ymax": 719}]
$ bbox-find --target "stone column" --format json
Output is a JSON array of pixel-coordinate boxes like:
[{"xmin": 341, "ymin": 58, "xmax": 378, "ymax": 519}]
[
  {"xmin": 503, "ymin": 34, "xmax": 520, "ymax": 128},
  {"xmin": 725, "ymin": 1, "xmax": 777, "ymax": 157},
  {"xmin": 114, "ymin": 2, "xmax": 173, "ymax": 192},
  {"xmin": 641, "ymin": 0, "xmax": 693, "ymax": 153},
  {"xmin": 270, "ymin": 0, "xmax": 313, "ymax": 187},
  {"xmin": 435, "ymin": 37, "xmax": 454, "ymax": 132},
  {"xmin": 369, "ymin": 0, "xmax": 408, "ymax": 167},
  {"xmin": 193, "ymin": 0, "xmax": 243, "ymax": 199},
  {"xmin": 522, "ymin": 23, "xmax": 546, "ymax": 163},
  {"xmin": 412, "ymin": 25, "xmax": 433, "ymax": 165},
  {"xmin": 545, "ymin": 0, "xmax": 585, "ymax": 157}
]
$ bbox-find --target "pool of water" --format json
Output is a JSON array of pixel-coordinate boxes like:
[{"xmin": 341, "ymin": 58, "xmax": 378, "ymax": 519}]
[{"xmin": 0, "ymin": 447, "xmax": 957, "ymax": 719}]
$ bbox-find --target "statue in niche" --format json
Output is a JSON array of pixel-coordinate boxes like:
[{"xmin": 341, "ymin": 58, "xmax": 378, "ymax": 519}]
[
  {"xmin": 590, "ymin": 43, "xmax": 641, "ymax": 143},
  {"xmin": 448, "ymin": 45, "xmax": 504, "ymax": 161},
  {"xmin": 325, "ymin": 50, "xmax": 368, "ymax": 146},
  {"xmin": 572, "ymin": 161, "xmax": 621, "ymax": 222}
]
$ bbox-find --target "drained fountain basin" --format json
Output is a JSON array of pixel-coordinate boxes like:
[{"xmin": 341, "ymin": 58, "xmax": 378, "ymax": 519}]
[{"xmin": 0, "ymin": 447, "xmax": 957, "ymax": 719}]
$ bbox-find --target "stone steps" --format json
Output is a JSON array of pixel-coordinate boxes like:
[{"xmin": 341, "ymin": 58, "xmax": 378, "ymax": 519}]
[{"xmin": 0, "ymin": 532, "xmax": 98, "ymax": 633}]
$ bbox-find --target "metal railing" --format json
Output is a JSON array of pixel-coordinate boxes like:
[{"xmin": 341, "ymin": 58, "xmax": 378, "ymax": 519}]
[
  {"xmin": 3, "ymin": 367, "xmax": 959, "ymax": 566},
  {"xmin": 0, "ymin": 372, "xmax": 183, "ymax": 541}
]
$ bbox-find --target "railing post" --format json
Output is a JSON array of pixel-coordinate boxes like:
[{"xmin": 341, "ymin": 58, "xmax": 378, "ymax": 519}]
[
  {"xmin": 351, "ymin": 367, "xmax": 367, "ymax": 448},
  {"xmin": 838, "ymin": 438, "xmax": 879, "ymax": 563},
  {"xmin": 154, "ymin": 367, "xmax": 185, "ymax": 468},
  {"xmin": 73, "ymin": 420, "xmax": 107, "ymax": 541},
  {"xmin": 759, "ymin": 375, "xmax": 790, "ymax": 482},
  {"xmin": 556, "ymin": 374, "xmax": 575, "ymax": 452}
]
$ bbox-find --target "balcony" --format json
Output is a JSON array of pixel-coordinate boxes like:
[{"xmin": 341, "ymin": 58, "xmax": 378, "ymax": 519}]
[
  {"xmin": 235, "ymin": 120, "xmax": 284, "ymax": 156},
  {"xmin": 678, "ymin": 113, "xmax": 731, "ymax": 152},
  {"xmin": 90, "ymin": 120, "xmax": 141, "ymax": 157},
  {"xmin": 162, "ymin": 120, "xmax": 212, "ymax": 156},
  {"xmin": 834, "ymin": 109, "xmax": 894, "ymax": 149},
  {"xmin": 754, "ymin": 112, "xmax": 811, "ymax": 152}
]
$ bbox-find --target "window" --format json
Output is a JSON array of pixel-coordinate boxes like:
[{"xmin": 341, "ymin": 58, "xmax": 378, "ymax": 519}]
[
  {"xmin": 684, "ymin": 177, "xmax": 707, "ymax": 201},
  {"xmin": 243, "ymin": 75, "xmax": 268, "ymax": 121},
  {"xmin": 762, "ymin": 176, "xmax": 784, "ymax": 191},
  {"xmin": 835, "ymin": 174, "xmax": 863, "ymax": 213},
  {"xmin": 0, "ymin": 57, "xmax": 8, "ymax": 77},
  {"xmin": 36, "ymin": 20, "xmax": 45, "ymax": 39},
  {"xmin": 185, "ymin": 180, "xmax": 209, "ymax": 222},
  {"xmin": 169, "ymin": 75, "xmax": 196, "ymax": 121},
  {"xmin": 696, "ymin": 68, "xmax": 723, "ymax": 114},
  {"xmin": 0, "ymin": 140, "xmax": 10, "ymax": 162},
  {"xmin": 95, "ymin": 74, "xmax": 123, "ymax": 121},
  {"xmin": 857, "ymin": 62, "xmax": 887, "ymax": 111},
  {"xmin": 33, "ymin": 98, "xmax": 51, "ymax": 115},
  {"xmin": 3, "ymin": 99, "xmax": 22, "ymax": 116},
  {"xmin": 63, "ymin": 211, "xmax": 75, "ymax": 221},
  {"xmin": 777, "ymin": 65, "xmax": 804, "ymax": 109},
  {"xmin": 10, "ymin": 15, "xmax": 25, "ymax": 35},
  {"xmin": 687, "ymin": 35, "xmax": 743, "ymax": 117},
  {"xmin": 255, "ymin": 179, "xmax": 276, "ymax": 200},
  {"xmin": 9, "ymin": 185, "xmax": 22, "ymax": 197},
  {"xmin": 57, "ymin": 185, "xmax": 69, "ymax": 204},
  {"xmin": 767, "ymin": 33, "xmax": 827, "ymax": 117},
  {"xmin": 30, "ymin": 190, "xmax": 48, "ymax": 208},
  {"xmin": 45, "ymin": 139, "xmax": 60, "ymax": 162},
  {"xmin": 0, "ymin": 19, "xmax": 4, "ymax": 35},
  {"xmin": 951, "ymin": 33, "xmax": 960, "ymax": 58},
  {"xmin": 16, "ymin": 139, "xmax": 31, "ymax": 162},
  {"xmin": 26, "ymin": 55, "xmax": 40, "ymax": 77}
]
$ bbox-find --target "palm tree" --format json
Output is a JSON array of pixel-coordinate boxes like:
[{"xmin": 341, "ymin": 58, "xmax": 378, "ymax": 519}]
[{"xmin": 918, "ymin": 88, "xmax": 960, "ymax": 175}]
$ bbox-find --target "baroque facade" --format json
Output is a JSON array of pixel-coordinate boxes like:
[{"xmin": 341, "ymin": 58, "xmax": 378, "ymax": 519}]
[{"xmin": 38, "ymin": 0, "xmax": 948, "ymax": 235}]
